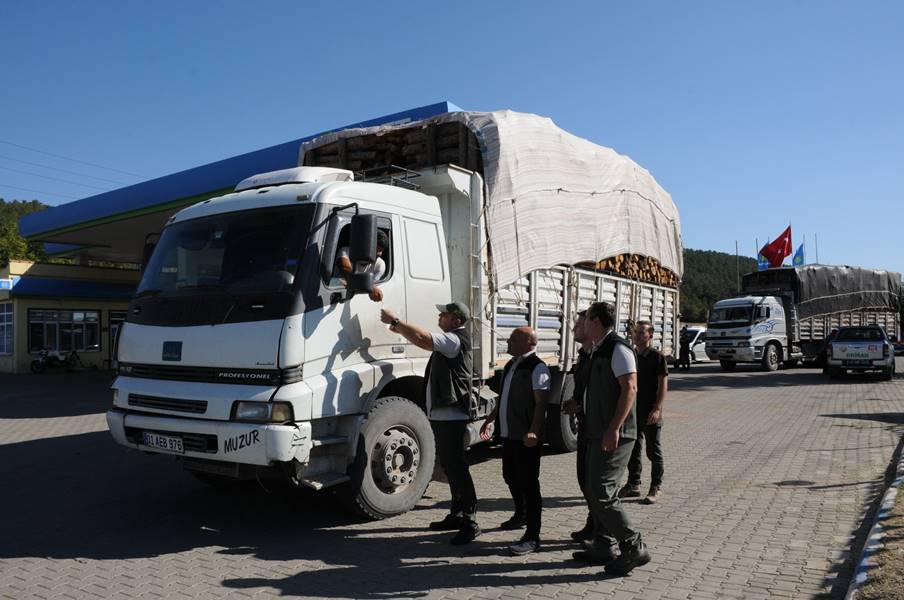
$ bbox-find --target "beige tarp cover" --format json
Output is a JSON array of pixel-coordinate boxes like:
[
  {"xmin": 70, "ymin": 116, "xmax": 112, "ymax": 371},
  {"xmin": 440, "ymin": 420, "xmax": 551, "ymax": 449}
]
[{"xmin": 299, "ymin": 110, "xmax": 683, "ymax": 290}]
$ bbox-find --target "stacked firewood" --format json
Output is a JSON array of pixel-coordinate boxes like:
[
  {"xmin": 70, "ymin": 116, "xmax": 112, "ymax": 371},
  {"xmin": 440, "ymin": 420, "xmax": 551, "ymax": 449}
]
[
  {"xmin": 303, "ymin": 122, "xmax": 482, "ymax": 174},
  {"xmin": 579, "ymin": 253, "xmax": 680, "ymax": 288}
]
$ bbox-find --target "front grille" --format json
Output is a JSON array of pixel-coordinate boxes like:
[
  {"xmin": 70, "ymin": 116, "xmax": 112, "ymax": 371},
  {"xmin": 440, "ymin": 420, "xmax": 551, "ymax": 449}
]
[
  {"xmin": 128, "ymin": 394, "xmax": 207, "ymax": 414},
  {"xmin": 125, "ymin": 427, "xmax": 218, "ymax": 453},
  {"xmin": 119, "ymin": 363, "xmax": 300, "ymax": 385}
]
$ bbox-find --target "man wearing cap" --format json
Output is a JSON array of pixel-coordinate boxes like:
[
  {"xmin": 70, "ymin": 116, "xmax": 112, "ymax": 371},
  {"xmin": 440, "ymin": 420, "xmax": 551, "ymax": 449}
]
[{"xmin": 380, "ymin": 301, "xmax": 480, "ymax": 545}]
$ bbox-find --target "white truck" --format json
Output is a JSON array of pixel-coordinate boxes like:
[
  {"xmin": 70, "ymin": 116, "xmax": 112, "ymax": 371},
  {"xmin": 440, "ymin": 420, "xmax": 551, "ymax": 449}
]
[
  {"xmin": 106, "ymin": 111, "xmax": 683, "ymax": 518},
  {"xmin": 706, "ymin": 265, "xmax": 901, "ymax": 371}
]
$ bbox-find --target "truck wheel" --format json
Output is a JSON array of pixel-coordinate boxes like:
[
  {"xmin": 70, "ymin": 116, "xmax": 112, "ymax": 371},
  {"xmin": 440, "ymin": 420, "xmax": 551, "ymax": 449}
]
[
  {"xmin": 546, "ymin": 403, "xmax": 579, "ymax": 452},
  {"xmin": 342, "ymin": 396, "xmax": 435, "ymax": 520},
  {"xmin": 884, "ymin": 363, "xmax": 895, "ymax": 381},
  {"xmin": 719, "ymin": 360, "xmax": 736, "ymax": 371},
  {"xmin": 761, "ymin": 343, "xmax": 780, "ymax": 372}
]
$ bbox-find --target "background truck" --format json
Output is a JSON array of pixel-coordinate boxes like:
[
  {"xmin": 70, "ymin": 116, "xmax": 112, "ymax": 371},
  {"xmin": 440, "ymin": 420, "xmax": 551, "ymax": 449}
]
[
  {"xmin": 705, "ymin": 265, "xmax": 901, "ymax": 371},
  {"xmin": 106, "ymin": 110, "xmax": 682, "ymax": 518}
]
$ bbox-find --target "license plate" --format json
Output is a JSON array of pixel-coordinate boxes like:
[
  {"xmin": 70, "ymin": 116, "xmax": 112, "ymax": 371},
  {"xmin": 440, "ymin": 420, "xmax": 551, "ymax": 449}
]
[{"xmin": 142, "ymin": 432, "xmax": 184, "ymax": 454}]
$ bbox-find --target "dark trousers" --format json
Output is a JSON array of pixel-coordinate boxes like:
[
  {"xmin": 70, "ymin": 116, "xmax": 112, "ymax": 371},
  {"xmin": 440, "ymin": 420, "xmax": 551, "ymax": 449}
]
[
  {"xmin": 576, "ymin": 434, "xmax": 594, "ymax": 532},
  {"xmin": 432, "ymin": 420, "xmax": 477, "ymax": 523},
  {"xmin": 627, "ymin": 420, "xmax": 664, "ymax": 488},
  {"xmin": 502, "ymin": 438, "xmax": 542, "ymax": 540},
  {"xmin": 585, "ymin": 439, "xmax": 643, "ymax": 551}
]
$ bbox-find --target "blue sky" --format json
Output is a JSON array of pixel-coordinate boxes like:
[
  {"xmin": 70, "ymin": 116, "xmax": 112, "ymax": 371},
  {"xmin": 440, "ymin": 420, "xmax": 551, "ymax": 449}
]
[{"xmin": 2, "ymin": 1, "xmax": 902, "ymax": 273}]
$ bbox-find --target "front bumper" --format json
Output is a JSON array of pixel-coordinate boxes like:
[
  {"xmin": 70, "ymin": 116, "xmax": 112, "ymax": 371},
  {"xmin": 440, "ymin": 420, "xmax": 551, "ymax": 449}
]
[
  {"xmin": 826, "ymin": 358, "xmax": 893, "ymax": 372},
  {"xmin": 106, "ymin": 409, "xmax": 312, "ymax": 466},
  {"xmin": 706, "ymin": 346, "xmax": 759, "ymax": 362}
]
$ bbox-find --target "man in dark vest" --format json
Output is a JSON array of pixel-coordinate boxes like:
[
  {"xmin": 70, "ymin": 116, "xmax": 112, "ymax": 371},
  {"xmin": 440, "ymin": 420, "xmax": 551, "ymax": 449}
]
[
  {"xmin": 480, "ymin": 326, "xmax": 550, "ymax": 555},
  {"xmin": 620, "ymin": 320, "xmax": 668, "ymax": 504},
  {"xmin": 576, "ymin": 301, "xmax": 651, "ymax": 576},
  {"xmin": 381, "ymin": 301, "xmax": 479, "ymax": 545}
]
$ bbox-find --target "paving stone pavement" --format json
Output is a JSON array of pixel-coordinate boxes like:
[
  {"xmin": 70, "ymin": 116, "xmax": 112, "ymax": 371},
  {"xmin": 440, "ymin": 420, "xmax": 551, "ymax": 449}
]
[{"xmin": 1, "ymin": 364, "xmax": 903, "ymax": 600}]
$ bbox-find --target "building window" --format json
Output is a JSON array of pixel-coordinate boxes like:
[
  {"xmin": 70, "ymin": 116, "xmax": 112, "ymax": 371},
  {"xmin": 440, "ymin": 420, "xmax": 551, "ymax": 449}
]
[
  {"xmin": 28, "ymin": 309, "xmax": 100, "ymax": 353},
  {"xmin": 0, "ymin": 303, "xmax": 12, "ymax": 355}
]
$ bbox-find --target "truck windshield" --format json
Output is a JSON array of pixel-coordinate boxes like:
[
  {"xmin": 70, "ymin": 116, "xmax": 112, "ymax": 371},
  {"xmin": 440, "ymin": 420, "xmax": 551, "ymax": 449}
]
[
  {"xmin": 708, "ymin": 306, "xmax": 752, "ymax": 328},
  {"xmin": 138, "ymin": 205, "xmax": 314, "ymax": 297}
]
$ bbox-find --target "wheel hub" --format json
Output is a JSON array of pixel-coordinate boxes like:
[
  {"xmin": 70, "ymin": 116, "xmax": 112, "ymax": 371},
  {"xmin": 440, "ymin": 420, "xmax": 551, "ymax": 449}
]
[{"xmin": 371, "ymin": 427, "xmax": 420, "ymax": 493}]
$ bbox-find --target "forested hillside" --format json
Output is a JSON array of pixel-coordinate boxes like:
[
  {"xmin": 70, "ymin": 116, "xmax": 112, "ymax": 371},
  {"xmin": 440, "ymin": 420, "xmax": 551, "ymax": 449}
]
[
  {"xmin": 0, "ymin": 198, "xmax": 48, "ymax": 263},
  {"xmin": 680, "ymin": 249, "xmax": 757, "ymax": 322}
]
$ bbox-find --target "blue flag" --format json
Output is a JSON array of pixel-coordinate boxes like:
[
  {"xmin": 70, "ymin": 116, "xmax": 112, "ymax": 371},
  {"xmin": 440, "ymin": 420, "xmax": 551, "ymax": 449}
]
[
  {"xmin": 792, "ymin": 243, "xmax": 804, "ymax": 266},
  {"xmin": 757, "ymin": 253, "xmax": 770, "ymax": 271}
]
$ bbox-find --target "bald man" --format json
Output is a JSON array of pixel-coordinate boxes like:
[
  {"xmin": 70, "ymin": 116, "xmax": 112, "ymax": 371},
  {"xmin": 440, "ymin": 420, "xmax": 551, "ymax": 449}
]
[{"xmin": 481, "ymin": 326, "xmax": 551, "ymax": 555}]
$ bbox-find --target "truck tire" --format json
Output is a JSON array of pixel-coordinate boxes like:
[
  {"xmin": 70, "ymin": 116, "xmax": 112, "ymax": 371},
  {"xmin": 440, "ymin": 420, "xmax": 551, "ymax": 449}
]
[
  {"xmin": 884, "ymin": 363, "xmax": 895, "ymax": 381},
  {"xmin": 761, "ymin": 343, "xmax": 780, "ymax": 372},
  {"xmin": 719, "ymin": 360, "xmax": 736, "ymax": 371},
  {"xmin": 545, "ymin": 371, "xmax": 578, "ymax": 452},
  {"xmin": 342, "ymin": 396, "xmax": 435, "ymax": 520}
]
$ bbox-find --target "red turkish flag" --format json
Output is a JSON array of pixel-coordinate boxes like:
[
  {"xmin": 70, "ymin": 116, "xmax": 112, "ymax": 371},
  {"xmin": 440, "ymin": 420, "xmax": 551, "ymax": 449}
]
[{"xmin": 760, "ymin": 226, "xmax": 793, "ymax": 268}]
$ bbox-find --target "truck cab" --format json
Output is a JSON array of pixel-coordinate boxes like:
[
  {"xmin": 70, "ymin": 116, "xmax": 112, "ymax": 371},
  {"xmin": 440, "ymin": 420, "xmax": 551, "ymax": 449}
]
[
  {"xmin": 705, "ymin": 295, "xmax": 789, "ymax": 371},
  {"xmin": 107, "ymin": 166, "xmax": 473, "ymax": 518}
]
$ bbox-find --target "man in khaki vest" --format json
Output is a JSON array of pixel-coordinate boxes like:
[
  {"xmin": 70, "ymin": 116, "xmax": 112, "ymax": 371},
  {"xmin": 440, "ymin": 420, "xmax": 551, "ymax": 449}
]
[{"xmin": 481, "ymin": 326, "xmax": 550, "ymax": 555}]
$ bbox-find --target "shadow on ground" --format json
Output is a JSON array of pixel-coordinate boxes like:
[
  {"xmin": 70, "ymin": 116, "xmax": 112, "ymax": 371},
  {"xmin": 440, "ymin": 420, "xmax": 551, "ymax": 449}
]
[{"xmin": 0, "ymin": 371, "xmax": 114, "ymax": 418}]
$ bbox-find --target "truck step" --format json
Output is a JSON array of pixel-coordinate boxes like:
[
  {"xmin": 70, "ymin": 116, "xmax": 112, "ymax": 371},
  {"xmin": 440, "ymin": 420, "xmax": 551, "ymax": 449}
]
[
  {"xmin": 311, "ymin": 435, "xmax": 348, "ymax": 447},
  {"xmin": 299, "ymin": 472, "xmax": 351, "ymax": 490}
]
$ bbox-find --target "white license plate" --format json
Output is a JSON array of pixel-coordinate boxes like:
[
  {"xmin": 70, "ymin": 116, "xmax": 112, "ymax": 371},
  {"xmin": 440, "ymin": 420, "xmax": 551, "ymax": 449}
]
[{"xmin": 142, "ymin": 432, "xmax": 184, "ymax": 454}]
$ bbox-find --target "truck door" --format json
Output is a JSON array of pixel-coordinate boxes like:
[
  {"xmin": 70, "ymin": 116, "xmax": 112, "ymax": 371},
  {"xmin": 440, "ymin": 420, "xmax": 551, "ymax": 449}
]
[
  {"xmin": 401, "ymin": 216, "xmax": 451, "ymax": 363},
  {"xmin": 302, "ymin": 211, "xmax": 406, "ymax": 417}
]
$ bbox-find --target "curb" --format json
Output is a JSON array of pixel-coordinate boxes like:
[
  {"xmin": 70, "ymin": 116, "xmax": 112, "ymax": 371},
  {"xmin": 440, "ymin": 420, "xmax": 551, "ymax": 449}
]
[{"xmin": 845, "ymin": 440, "xmax": 904, "ymax": 600}]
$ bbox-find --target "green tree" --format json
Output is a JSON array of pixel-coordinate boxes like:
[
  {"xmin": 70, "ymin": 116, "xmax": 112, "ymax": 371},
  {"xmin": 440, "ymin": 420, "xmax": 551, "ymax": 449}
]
[
  {"xmin": 0, "ymin": 198, "xmax": 49, "ymax": 263},
  {"xmin": 680, "ymin": 249, "xmax": 758, "ymax": 322}
]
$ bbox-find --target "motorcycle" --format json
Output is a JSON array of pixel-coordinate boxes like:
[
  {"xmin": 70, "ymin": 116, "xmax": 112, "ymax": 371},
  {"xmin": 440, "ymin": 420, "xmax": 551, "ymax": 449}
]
[
  {"xmin": 30, "ymin": 346, "xmax": 100, "ymax": 373},
  {"xmin": 30, "ymin": 348, "xmax": 68, "ymax": 373}
]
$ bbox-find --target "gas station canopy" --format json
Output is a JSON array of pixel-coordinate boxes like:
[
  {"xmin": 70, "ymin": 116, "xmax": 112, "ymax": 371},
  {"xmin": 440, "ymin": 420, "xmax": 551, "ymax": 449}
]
[{"xmin": 19, "ymin": 102, "xmax": 461, "ymax": 263}]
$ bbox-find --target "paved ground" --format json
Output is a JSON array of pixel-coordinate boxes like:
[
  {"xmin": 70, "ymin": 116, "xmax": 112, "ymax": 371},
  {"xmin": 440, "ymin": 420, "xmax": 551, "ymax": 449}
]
[{"xmin": 1, "ymin": 363, "xmax": 903, "ymax": 600}]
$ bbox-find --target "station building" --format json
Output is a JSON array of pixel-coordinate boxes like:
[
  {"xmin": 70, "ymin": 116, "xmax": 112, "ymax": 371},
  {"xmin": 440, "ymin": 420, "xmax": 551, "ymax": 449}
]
[{"xmin": 6, "ymin": 102, "xmax": 460, "ymax": 373}]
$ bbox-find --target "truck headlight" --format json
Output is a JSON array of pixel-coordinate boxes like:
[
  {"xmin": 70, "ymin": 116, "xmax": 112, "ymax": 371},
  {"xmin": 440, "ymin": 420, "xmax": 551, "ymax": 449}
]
[{"xmin": 231, "ymin": 401, "xmax": 294, "ymax": 423}]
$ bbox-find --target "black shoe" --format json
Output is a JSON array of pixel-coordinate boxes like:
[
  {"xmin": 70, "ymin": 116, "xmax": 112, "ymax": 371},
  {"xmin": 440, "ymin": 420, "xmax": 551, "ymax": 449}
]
[
  {"xmin": 509, "ymin": 537, "xmax": 540, "ymax": 556},
  {"xmin": 604, "ymin": 542, "xmax": 651, "ymax": 576},
  {"xmin": 618, "ymin": 483, "xmax": 642, "ymax": 498},
  {"xmin": 450, "ymin": 524, "xmax": 481, "ymax": 545},
  {"xmin": 570, "ymin": 525, "xmax": 593, "ymax": 542},
  {"xmin": 643, "ymin": 486, "xmax": 662, "ymax": 505},
  {"xmin": 499, "ymin": 514, "xmax": 526, "ymax": 530},
  {"xmin": 429, "ymin": 514, "xmax": 465, "ymax": 531},
  {"xmin": 571, "ymin": 548, "xmax": 617, "ymax": 565}
]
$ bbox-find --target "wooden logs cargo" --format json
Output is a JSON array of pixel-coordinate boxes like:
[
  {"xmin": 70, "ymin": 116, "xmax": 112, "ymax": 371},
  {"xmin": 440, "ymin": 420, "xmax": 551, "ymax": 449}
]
[
  {"xmin": 577, "ymin": 254, "xmax": 680, "ymax": 288},
  {"xmin": 303, "ymin": 122, "xmax": 484, "ymax": 174}
]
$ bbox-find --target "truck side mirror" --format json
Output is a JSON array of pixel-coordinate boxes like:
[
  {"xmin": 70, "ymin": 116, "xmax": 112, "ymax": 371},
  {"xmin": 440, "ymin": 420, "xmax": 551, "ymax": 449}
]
[{"xmin": 347, "ymin": 214, "xmax": 377, "ymax": 296}]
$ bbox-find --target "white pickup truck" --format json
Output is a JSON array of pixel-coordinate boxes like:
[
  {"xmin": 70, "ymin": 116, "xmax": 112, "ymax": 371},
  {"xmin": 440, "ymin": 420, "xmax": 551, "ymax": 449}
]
[{"xmin": 825, "ymin": 325, "xmax": 895, "ymax": 380}]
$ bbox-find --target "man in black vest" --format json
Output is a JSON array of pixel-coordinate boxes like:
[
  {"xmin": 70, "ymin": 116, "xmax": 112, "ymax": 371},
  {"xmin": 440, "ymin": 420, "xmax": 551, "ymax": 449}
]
[
  {"xmin": 381, "ymin": 301, "xmax": 479, "ymax": 545},
  {"xmin": 576, "ymin": 301, "xmax": 651, "ymax": 576},
  {"xmin": 480, "ymin": 326, "xmax": 550, "ymax": 555},
  {"xmin": 620, "ymin": 320, "xmax": 668, "ymax": 504}
]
